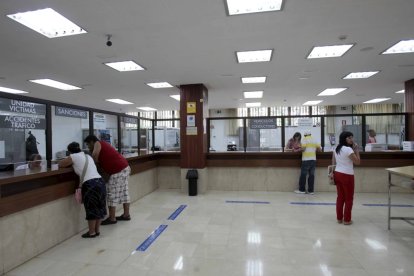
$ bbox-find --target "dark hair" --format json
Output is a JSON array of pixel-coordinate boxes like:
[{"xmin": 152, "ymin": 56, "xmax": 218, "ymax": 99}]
[
  {"xmin": 28, "ymin": 154, "xmax": 42, "ymax": 161},
  {"xmin": 84, "ymin": 135, "xmax": 99, "ymax": 143},
  {"xmin": 293, "ymin": 132, "xmax": 301, "ymax": 141},
  {"xmin": 67, "ymin": 142, "xmax": 82, "ymax": 153},
  {"xmin": 335, "ymin": 131, "xmax": 353, "ymax": 154}
]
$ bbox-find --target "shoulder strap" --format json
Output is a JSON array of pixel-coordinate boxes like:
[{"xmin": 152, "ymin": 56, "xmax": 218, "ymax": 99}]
[{"xmin": 79, "ymin": 153, "xmax": 89, "ymax": 186}]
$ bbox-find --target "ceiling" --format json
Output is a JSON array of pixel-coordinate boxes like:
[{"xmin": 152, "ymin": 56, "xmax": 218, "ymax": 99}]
[{"xmin": 0, "ymin": 0, "xmax": 413, "ymax": 113}]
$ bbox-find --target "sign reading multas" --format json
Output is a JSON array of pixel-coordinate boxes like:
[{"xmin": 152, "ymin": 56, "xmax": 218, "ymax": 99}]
[
  {"xmin": 0, "ymin": 115, "xmax": 46, "ymax": 129},
  {"xmin": 0, "ymin": 98, "xmax": 46, "ymax": 115},
  {"xmin": 122, "ymin": 117, "xmax": 138, "ymax": 124},
  {"xmin": 55, "ymin": 106, "xmax": 88, "ymax": 119},
  {"xmin": 249, "ymin": 118, "xmax": 277, "ymax": 129}
]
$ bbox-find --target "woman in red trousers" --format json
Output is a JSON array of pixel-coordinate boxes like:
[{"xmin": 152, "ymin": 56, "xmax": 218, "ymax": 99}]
[{"xmin": 332, "ymin": 131, "xmax": 360, "ymax": 225}]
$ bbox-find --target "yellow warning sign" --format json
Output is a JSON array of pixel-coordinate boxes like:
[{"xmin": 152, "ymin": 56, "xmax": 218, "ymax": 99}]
[{"xmin": 187, "ymin": 102, "xmax": 196, "ymax": 113}]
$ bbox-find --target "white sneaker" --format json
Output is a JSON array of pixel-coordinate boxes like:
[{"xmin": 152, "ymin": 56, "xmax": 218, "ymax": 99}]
[{"xmin": 294, "ymin": 190, "xmax": 306, "ymax": 194}]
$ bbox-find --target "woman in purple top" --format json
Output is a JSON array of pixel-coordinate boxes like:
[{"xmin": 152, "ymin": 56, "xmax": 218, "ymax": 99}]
[{"xmin": 285, "ymin": 132, "xmax": 302, "ymax": 152}]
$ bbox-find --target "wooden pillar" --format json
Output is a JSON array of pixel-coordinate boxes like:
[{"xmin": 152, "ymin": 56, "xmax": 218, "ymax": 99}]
[
  {"xmin": 405, "ymin": 79, "xmax": 414, "ymax": 140},
  {"xmin": 179, "ymin": 84, "xmax": 208, "ymax": 168}
]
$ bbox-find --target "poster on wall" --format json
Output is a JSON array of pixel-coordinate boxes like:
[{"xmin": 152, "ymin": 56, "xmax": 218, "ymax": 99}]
[
  {"xmin": 187, "ymin": 115, "xmax": 195, "ymax": 127},
  {"xmin": 298, "ymin": 118, "xmax": 313, "ymax": 127},
  {"xmin": 93, "ymin": 114, "xmax": 106, "ymax": 129},
  {"xmin": 187, "ymin": 102, "xmax": 196, "ymax": 114}
]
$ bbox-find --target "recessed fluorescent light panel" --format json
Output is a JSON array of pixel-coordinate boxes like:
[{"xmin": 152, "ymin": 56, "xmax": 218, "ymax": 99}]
[
  {"xmin": 105, "ymin": 99, "xmax": 133, "ymax": 105},
  {"xmin": 303, "ymin": 100, "xmax": 323, "ymax": 105},
  {"xmin": 0, "ymin": 86, "xmax": 29, "ymax": 94},
  {"xmin": 343, "ymin": 71, "xmax": 379, "ymax": 79},
  {"xmin": 236, "ymin": 50, "xmax": 273, "ymax": 63},
  {"xmin": 170, "ymin": 95, "xmax": 180, "ymax": 101},
  {"xmin": 226, "ymin": 0, "xmax": 283, "ymax": 15},
  {"xmin": 244, "ymin": 91, "xmax": 263, "ymax": 98},
  {"xmin": 363, "ymin": 98, "xmax": 391, "ymax": 104},
  {"xmin": 104, "ymin": 61, "xmax": 145, "ymax": 72},
  {"xmin": 7, "ymin": 8, "xmax": 87, "ymax": 38},
  {"xmin": 137, "ymin": 107, "xmax": 157, "ymax": 111},
  {"xmin": 395, "ymin": 90, "xmax": 405, "ymax": 94},
  {"xmin": 307, "ymin": 44, "xmax": 354, "ymax": 59},
  {"xmin": 241, "ymin": 77, "xmax": 267, "ymax": 84},
  {"xmin": 29, "ymin": 79, "xmax": 81, "ymax": 90},
  {"xmin": 146, "ymin": 82, "xmax": 173, "ymax": 88},
  {"xmin": 246, "ymin": 102, "xmax": 261, "ymax": 107},
  {"xmin": 382, "ymin": 40, "xmax": 414, "ymax": 54},
  {"xmin": 318, "ymin": 88, "xmax": 347, "ymax": 96}
]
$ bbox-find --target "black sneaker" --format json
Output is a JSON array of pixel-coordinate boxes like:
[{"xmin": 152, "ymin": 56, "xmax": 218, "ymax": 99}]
[
  {"xmin": 116, "ymin": 214, "xmax": 131, "ymax": 221},
  {"xmin": 101, "ymin": 218, "xmax": 117, "ymax": 225}
]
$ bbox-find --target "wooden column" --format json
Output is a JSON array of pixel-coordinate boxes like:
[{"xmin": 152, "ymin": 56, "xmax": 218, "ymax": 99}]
[
  {"xmin": 405, "ymin": 79, "xmax": 414, "ymax": 140},
  {"xmin": 179, "ymin": 84, "xmax": 208, "ymax": 168}
]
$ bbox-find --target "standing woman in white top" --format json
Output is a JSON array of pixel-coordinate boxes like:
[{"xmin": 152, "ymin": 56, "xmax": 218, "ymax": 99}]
[
  {"xmin": 332, "ymin": 131, "xmax": 360, "ymax": 225},
  {"xmin": 59, "ymin": 142, "xmax": 107, "ymax": 238}
]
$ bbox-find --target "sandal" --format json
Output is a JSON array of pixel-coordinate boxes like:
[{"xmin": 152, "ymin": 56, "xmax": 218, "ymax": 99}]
[
  {"xmin": 116, "ymin": 214, "xmax": 131, "ymax": 221},
  {"xmin": 82, "ymin": 232, "xmax": 97, "ymax": 238},
  {"xmin": 101, "ymin": 218, "xmax": 117, "ymax": 225}
]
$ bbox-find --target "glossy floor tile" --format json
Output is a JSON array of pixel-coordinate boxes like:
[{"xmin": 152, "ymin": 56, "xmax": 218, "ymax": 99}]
[{"xmin": 5, "ymin": 190, "xmax": 414, "ymax": 276}]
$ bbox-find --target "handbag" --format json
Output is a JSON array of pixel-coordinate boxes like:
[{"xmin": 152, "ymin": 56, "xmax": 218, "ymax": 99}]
[
  {"xmin": 75, "ymin": 153, "xmax": 89, "ymax": 204},
  {"xmin": 328, "ymin": 165, "xmax": 336, "ymax": 185}
]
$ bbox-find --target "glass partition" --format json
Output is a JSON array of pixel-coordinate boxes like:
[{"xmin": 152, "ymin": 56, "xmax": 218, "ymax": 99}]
[
  {"xmin": 140, "ymin": 118, "xmax": 152, "ymax": 155},
  {"xmin": 93, "ymin": 112, "xmax": 118, "ymax": 150},
  {"xmin": 285, "ymin": 117, "xmax": 322, "ymax": 151},
  {"xmin": 52, "ymin": 106, "xmax": 89, "ymax": 161},
  {"xmin": 324, "ymin": 115, "xmax": 362, "ymax": 152},
  {"xmin": 121, "ymin": 116, "xmax": 138, "ymax": 157},
  {"xmin": 245, "ymin": 118, "xmax": 281, "ymax": 152},
  {"xmin": 153, "ymin": 125, "xmax": 180, "ymax": 152},
  {"xmin": 209, "ymin": 119, "xmax": 243, "ymax": 152},
  {"xmin": 0, "ymin": 98, "xmax": 46, "ymax": 171},
  {"xmin": 364, "ymin": 114, "xmax": 405, "ymax": 150}
]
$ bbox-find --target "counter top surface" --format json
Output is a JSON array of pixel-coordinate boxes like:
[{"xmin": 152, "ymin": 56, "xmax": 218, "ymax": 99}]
[{"xmin": 386, "ymin": 165, "xmax": 414, "ymax": 178}]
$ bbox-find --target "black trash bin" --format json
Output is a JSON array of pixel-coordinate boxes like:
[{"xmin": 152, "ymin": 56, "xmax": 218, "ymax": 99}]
[{"xmin": 186, "ymin": 169, "xmax": 198, "ymax": 196}]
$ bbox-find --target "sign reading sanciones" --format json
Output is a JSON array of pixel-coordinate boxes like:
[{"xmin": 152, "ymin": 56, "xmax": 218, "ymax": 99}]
[
  {"xmin": 55, "ymin": 106, "xmax": 88, "ymax": 119},
  {"xmin": 249, "ymin": 118, "xmax": 277, "ymax": 129}
]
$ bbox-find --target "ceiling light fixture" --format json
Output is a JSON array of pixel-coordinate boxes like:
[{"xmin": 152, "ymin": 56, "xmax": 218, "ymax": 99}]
[
  {"xmin": 382, "ymin": 40, "xmax": 414, "ymax": 54},
  {"xmin": 29, "ymin": 79, "xmax": 81, "ymax": 90},
  {"xmin": 307, "ymin": 44, "xmax": 354, "ymax": 59},
  {"xmin": 104, "ymin": 61, "xmax": 145, "ymax": 72},
  {"xmin": 318, "ymin": 88, "xmax": 348, "ymax": 96},
  {"xmin": 0, "ymin": 86, "xmax": 29, "ymax": 94},
  {"xmin": 395, "ymin": 90, "xmax": 405, "ymax": 94},
  {"xmin": 343, "ymin": 71, "xmax": 379, "ymax": 79},
  {"xmin": 226, "ymin": 0, "xmax": 283, "ymax": 15},
  {"xmin": 303, "ymin": 100, "xmax": 323, "ymax": 105},
  {"xmin": 236, "ymin": 50, "xmax": 273, "ymax": 63},
  {"xmin": 170, "ymin": 94, "xmax": 180, "ymax": 101},
  {"xmin": 244, "ymin": 91, "xmax": 263, "ymax": 98},
  {"xmin": 7, "ymin": 8, "xmax": 87, "ymax": 38},
  {"xmin": 105, "ymin": 99, "xmax": 133, "ymax": 105},
  {"xmin": 246, "ymin": 102, "xmax": 261, "ymax": 107},
  {"xmin": 146, "ymin": 82, "xmax": 173, "ymax": 88},
  {"xmin": 137, "ymin": 107, "xmax": 157, "ymax": 111},
  {"xmin": 363, "ymin": 98, "xmax": 391, "ymax": 103},
  {"xmin": 241, "ymin": 77, "xmax": 267, "ymax": 83}
]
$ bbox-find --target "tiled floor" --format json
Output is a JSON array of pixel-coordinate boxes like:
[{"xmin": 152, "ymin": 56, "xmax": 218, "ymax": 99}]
[{"xmin": 6, "ymin": 190, "xmax": 414, "ymax": 276}]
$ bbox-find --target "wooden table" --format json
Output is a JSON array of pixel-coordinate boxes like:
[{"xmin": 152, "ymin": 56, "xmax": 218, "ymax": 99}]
[{"xmin": 386, "ymin": 165, "xmax": 414, "ymax": 230}]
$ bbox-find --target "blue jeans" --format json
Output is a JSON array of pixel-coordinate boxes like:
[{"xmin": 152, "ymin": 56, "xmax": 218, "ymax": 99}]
[{"xmin": 299, "ymin": 160, "xmax": 316, "ymax": 193}]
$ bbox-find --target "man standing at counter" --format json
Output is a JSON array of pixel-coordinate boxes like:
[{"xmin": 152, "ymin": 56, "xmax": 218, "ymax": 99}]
[
  {"xmin": 84, "ymin": 135, "xmax": 131, "ymax": 225},
  {"xmin": 295, "ymin": 130, "xmax": 321, "ymax": 195}
]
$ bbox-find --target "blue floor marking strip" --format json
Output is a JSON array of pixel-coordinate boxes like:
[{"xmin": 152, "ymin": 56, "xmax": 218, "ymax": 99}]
[
  {"xmin": 168, "ymin": 205, "xmax": 187, "ymax": 220},
  {"xmin": 226, "ymin": 200, "xmax": 270, "ymax": 204},
  {"xmin": 363, "ymin": 203, "xmax": 414, "ymax": 207},
  {"xmin": 290, "ymin": 202, "xmax": 336, "ymax": 206},
  {"xmin": 136, "ymin": 224, "xmax": 168, "ymax": 252}
]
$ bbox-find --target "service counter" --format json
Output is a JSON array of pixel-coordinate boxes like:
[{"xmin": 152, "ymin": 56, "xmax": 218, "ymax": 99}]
[{"xmin": 1, "ymin": 151, "xmax": 413, "ymax": 274}]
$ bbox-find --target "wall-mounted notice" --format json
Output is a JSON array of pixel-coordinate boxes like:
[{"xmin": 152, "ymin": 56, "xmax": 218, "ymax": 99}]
[
  {"xmin": 0, "ymin": 141, "xmax": 4, "ymax": 158},
  {"xmin": 249, "ymin": 118, "xmax": 277, "ymax": 129},
  {"xmin": 0, "ymin": 115, "xmax": 46, "ymax": 129},
  {"xmin": 55, "ymin": 106, "xmax": 88, "ymax": 119},
  {"xmin": 186, "ymin": 126, "xmax": 197, "ymax": 135},
  {"xmin": 122, "ymin": 117, "xmax": 138, "ymax": 124},
  {"xmin": 187, "ymin": 102, "xmax": 196, "ymax": 114},
  {"xmin": 298, "ymin": 118, "xmax": 313, "ymax": 127},
  {"xmin": 94, "ymin": 114, "xmax": 106, "ymax": 129},
  {"xmin": 187, "ymin": 115, "xmax": 195, "ymax": 127},
  {"xmin": 0, "ymin": 98, "xmax": 46, "ymax": 115}
]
